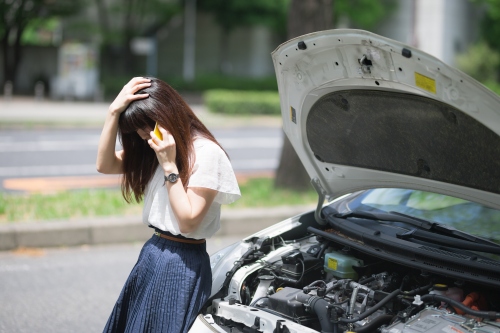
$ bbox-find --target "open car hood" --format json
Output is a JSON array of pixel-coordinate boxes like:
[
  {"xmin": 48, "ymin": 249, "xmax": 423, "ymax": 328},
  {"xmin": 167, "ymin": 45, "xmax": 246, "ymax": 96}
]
[{"xmin": 272, "ymin": 29, "xmax": 500, "ymax": 210}]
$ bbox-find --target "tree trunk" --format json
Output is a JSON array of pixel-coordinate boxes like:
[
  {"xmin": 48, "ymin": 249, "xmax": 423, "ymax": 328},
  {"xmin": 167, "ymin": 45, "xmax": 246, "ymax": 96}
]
[
  {"xmin": 274, "ymin": 0, "xmax": 334, "ymax": 191},
  {"xmin": 121, "ymin": 0, "xmax": 136, "ymax": 75},
  {"xmin": 219, "ymin": 28, "xmax": 230, "ymax": 74},
  {"xmin": 95, "ymin": 0, "xmax": 110, "ymax": 42},
  {"xmin": 1, "ymin": 30, "xmax": 10, "ymax": 88},
  {"xmin": 1, "ymin": 25, "xmax": 25, "ymax": 90}
]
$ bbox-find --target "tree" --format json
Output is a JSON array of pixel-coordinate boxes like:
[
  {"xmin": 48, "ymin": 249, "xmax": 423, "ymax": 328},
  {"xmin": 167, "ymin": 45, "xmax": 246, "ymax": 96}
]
[
  {"xmin": 89, "ymin": 0, "xmax": 181, "ymax": 76},
  {"xmin": 274, "ymin": 0, "xmax": 397, "ymax": 191},
  {"xmin": 474, "ymin": 0, "xmax": 500, "ymax": 52},
  {"xmin": 473, "ymin": 0, "xmax": 500, "ymax": 81},
  {"xmin": 453, "ymin": 0, "xmax": 500, "ymax": 94},
  {"xmin": 198, "ymin": 0, "xmax": 288, "ymax": 74},
  {"xmin": 273, "ymin": 0, "xmax": 333, "ymax": 191},
  {"xmin": 333, "ymin": 0, "xmax": 397, "ymax": 30},
  {"xmin": 0, "ymin": 0, "xmax": 82, "ymax": 90}
]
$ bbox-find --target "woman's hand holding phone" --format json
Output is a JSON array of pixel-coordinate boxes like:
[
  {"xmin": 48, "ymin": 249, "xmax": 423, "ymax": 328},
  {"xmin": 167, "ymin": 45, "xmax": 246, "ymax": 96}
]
[
  {"xmin": 150, "ymin": 123, "xmax": 177, "ymax": 174},
  {"xmin": 153, "ymin": 122, "xmax": 163, "ymax": 140}
]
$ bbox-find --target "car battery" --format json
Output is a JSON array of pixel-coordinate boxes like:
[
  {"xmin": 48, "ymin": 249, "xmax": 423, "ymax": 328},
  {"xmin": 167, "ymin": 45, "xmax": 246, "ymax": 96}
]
[{"xmin": 281, "ymin": 250, "xmax": 322, "ymax": 285}]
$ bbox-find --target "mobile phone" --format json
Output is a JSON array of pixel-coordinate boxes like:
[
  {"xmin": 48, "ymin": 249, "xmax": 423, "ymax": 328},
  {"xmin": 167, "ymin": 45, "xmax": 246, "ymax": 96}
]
[{"xmin": 153, "ymin": 122, "xmax": 163, "ymax": 140}]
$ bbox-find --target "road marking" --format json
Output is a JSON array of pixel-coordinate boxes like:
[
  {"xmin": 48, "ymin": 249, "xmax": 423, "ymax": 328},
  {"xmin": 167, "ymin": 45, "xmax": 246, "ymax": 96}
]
[
  {"xmin": 0, "ymin": 264, "xmax": 30, "ymax": 272},
  {"xmin": 0, "ymin": 157, "xmax": 278, "ymax": 178},
  {"xmin": 0, "ymin": 137, "xmax": 282, "ymax": 152},
  {"xmin": 218, "ymin": 137, "xmax": 282, "ymax": 149},
  {"xmin": 0, "ymin": 141, "xmax": 111, "ymax": 152},
  {"xmin": 0, "ymin": 164, "xmax": 99, "ymax": 177},
  {"xmin": 230, "ymin": 158, "xmax": 278, "ymax": 170}
]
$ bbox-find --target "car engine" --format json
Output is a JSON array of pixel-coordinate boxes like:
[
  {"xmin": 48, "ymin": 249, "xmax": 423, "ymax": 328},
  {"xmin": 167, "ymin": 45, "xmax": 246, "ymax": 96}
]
[{"xmin": 203, "ymin": 225, "xmax": 500, "ymax": 333}]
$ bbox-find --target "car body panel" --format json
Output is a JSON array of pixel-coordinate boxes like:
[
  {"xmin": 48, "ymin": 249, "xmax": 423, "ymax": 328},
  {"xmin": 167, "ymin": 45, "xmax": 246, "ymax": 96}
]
[
  {"xmin": 271, "ymin": 29, "xmax": 500, "ymax": 209},
  {"xmin": 191, "ymin": 29, "xmax": 500, "ymax": 333}
]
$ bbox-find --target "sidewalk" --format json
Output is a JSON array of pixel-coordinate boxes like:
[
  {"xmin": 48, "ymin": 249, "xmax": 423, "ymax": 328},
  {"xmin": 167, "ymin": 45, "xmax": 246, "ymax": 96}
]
[
  {"xmin": 0, "ymin": 96, "xmax": 303, "ymax": 251},
  {"xmin": 0, "ymin": 95, "xmax": 282, "ymax": 129},
  {"xmin": 0, "ymin": 205, "xmax": 315, "ymax": 251}
]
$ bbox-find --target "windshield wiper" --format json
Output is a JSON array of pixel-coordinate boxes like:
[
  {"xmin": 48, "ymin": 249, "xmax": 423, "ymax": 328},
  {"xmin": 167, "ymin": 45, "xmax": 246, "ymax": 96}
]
[
  {"xmin": 334, "ymin": 209, "xmax": 499, "ymax": 247},
  {"xmin": 397, "ymin": 229, "xmax": 500, "ymax": 255},
  {"xmin": 389, "ymin": 211, "xmax": 500, "ymax": 247},
  {"xmin": 336, "ymin": 210, "xmax": 433, "ymax": 229}
]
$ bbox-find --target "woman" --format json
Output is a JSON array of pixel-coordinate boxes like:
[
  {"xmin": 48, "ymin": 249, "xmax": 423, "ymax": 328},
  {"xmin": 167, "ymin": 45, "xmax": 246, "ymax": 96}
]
[{"xmin": 96, "ymin": 77, "xmax": 240, "ymax": 332}]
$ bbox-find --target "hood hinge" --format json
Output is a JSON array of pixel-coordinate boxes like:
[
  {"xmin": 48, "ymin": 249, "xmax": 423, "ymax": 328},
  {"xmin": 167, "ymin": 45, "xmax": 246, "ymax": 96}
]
[{"xmin": 311, "ymin": 178, "xmax": 327, "ymax": 225}]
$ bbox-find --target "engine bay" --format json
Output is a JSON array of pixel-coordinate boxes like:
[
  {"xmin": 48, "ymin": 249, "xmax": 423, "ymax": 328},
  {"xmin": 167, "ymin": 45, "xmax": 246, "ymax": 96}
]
[{"xmin": 202, "ymin": 214, "xmax": 500, "ymax": 333}]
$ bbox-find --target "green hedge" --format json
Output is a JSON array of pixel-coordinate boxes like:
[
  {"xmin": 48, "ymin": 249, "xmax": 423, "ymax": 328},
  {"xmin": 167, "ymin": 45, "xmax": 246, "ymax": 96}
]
[
  {"xmin": 169, "ymin": 75, "xmax": 278, "ymax": 92},
  {"xmin": 203, "ymin": 89, "xmax": 281, "ymax": 115},
  {"xmin": 100, "ymin": 74, "xmax": 279, "ymax": 100}
]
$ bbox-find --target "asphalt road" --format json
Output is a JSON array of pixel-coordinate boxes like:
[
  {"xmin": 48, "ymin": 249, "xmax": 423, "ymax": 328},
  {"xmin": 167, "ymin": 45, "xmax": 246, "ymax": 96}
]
[
  {"xmin": 0, "ymin": 236, "xmax": 242, "ymax": 333},
  {"xmin": 0, "ymin": 127, "xmax": 283, "ymax": 192}
]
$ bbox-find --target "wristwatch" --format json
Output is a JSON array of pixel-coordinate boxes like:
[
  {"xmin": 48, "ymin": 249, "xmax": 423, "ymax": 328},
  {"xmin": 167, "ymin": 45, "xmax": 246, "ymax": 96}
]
[{"xmin": 164, "ymin": 173, "xmax": 179, "ymax": 184}]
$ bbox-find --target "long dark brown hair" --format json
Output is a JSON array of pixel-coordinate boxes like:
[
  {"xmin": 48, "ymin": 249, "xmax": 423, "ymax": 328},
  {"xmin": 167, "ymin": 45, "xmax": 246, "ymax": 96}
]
[{"xmin": 118, "ymin": 78, "xmax": 223, "ymax": 203}]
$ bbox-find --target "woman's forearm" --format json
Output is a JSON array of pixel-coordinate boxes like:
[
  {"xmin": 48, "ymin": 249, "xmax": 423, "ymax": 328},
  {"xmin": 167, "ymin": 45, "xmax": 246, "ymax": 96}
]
[
  {"xmin": 166, "ymin": 178, "xmax": 217, "ymax": 234},
  {"xmin": 147, "ymin": 124, "xmax": 217, "ymax": 234},
  {"xmin": 96, "ymin": 110, "xmax": 123, "ymax": 174}
]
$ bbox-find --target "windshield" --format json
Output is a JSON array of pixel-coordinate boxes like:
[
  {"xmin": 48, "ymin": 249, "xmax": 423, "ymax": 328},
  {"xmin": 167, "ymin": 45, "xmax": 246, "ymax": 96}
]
[{"xmin": 345, "ymin": 188, "xmax": 500, "ymax": 245}]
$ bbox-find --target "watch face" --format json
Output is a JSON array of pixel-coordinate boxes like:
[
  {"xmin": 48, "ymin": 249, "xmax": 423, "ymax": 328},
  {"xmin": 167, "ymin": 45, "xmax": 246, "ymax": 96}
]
[{"xmin": 167, "ymin": 173, "xmax": 179, "ymax": 183}]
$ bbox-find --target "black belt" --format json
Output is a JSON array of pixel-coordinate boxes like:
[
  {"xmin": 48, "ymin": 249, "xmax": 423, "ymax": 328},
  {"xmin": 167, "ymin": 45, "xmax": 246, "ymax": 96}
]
[{"xmin": 149, "ymin": 226, "xmax": 206, "ymax": 244}]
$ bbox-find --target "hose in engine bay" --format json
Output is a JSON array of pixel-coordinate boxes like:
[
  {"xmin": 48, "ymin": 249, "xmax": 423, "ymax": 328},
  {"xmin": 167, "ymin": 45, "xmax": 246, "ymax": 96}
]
[
  {"xmin": 420, "ymin": 294, "xmax": 500, "ymax": 320},
  {"xmin": 294, "ymin": 292, "xmax": 338, "ymax": 333},
  {"xmin": 352, "ymin": 314, "xmax": 393, "ymax": 333},
  {"xmin": 338, "ymin": 288, "xmax": 402, "ymax": 324}
]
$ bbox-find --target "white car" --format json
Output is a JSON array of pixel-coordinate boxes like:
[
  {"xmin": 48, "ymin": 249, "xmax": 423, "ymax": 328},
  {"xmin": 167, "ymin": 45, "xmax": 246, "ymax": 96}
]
[{"xmin": 190, "ymin": 29, "xmax": 500, "ymax": 333}]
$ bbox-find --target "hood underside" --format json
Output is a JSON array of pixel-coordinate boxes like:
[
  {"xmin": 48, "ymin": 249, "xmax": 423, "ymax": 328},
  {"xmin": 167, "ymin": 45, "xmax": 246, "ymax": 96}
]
[{"xmin": 272, "ymin": 29, "xmax": 500, "ymax": 209}]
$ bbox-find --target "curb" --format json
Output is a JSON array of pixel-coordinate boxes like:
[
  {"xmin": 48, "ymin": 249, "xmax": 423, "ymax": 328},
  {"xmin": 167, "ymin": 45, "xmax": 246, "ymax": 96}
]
[
  {"xmin": 0, "ymin": 205, "xmax": 315, "ymax": 251},
  {"xmin": 0, "ymin": 99, "xmax": 282, "ymax": 129}
]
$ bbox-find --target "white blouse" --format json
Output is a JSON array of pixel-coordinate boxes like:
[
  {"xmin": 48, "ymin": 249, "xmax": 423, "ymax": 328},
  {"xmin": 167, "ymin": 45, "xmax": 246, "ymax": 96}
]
[{"xmin": 142, "ymin": 137, "xmax": 241, "ymax": 239}]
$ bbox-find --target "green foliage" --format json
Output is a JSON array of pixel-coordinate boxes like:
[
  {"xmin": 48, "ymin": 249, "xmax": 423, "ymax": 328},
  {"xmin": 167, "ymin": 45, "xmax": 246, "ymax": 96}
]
[
  {"xmin": 21, "ymin": 17, "xmax": 61, "ymax": 46},
  {"xmin": 168, "ymin": 75, "xmax": 278, "ymax": 92},
  {"xmin": 100, "ymin": 75, "xmax": 132, "ymax": 100},
  {"xmin": 0, "ymin": 190, "xmax": 142, "ymax": 223},
  {"xmin": 0, "ymin": 0, "xmax": 84, "ymax": 26},
  {"xmin": 204, "ymin": 90, "xmax": 281, "ymax": 115},
  {"xmin": 472, "ymin": 0, "xmax": 500, "ymax": 51},
  {"xmin": 484, "ymin": 81, "xmax": 500, "ymax": 96},
  {"xmin": 0, "ymin": 178, "xmax": 316, "ymax": 223},
  {"xmin": 198, "ymin": 0, "xmax": 396, "ymax": 36},
  {"xmin": 229, "ymin": 178, "xmax": 317, "ymax": 209},
  {"xmin": 0, "ymin": 0, "xmax": 84, "ymax": 41},
  {"xmin": 334, "ymin": 0, "xmax": 397, "ymax": 29},
  {"xmin": 456, "ymin": 41, "xmax": 500, "ymax": 82},
  {"xmin": 464, "ymin": 1, "xmax": 500, "ymax": 93},
  {"xmin": 198, "ymin": 0, "xmax": 288, "ymax": 34},
  {"xmin": 101, "ymin": 74, "xmax": 278, "ymax": 99},
  {"xmin": 101, "ymin": 0, "xmax": 182, "ymax": 44}
]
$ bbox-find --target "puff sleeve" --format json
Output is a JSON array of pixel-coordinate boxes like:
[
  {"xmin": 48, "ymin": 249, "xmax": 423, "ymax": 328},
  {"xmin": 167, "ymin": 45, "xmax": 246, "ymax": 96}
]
[{"xmin": 188, "ymin": 139, "xmax": 241, "ymax": 205}]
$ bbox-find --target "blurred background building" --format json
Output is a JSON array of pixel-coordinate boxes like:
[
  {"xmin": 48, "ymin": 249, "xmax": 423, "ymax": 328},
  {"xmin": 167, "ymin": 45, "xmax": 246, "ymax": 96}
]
[{"xmin": 0, "ymin": 0, "xmax": 497, "ymax": 100}]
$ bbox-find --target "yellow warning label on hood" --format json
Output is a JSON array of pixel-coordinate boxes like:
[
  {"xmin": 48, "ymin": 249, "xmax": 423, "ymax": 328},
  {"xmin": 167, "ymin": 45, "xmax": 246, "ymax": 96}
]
[{"xmin": 415, "ymin": 72, "xmax": 436, "ymax": 94}]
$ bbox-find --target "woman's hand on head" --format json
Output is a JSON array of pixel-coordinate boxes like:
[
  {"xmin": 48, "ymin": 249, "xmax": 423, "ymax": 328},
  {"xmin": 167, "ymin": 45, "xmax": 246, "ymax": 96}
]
[
  {"xmin": 109, "ymin": 77, "xmax": 151, "ymax": 116},
  {"xmin": 149, "ymin": 125, "xmax": 178, "ymax": 174}
]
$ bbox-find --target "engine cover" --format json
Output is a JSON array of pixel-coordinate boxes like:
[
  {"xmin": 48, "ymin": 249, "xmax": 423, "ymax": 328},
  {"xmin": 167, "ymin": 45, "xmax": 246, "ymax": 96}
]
[
  {"xmin": 382, "ymin": 308, "xmax": 500, "ymax": 333},
  {"xmin": 268, "ymin": 287, "xmax": 314, "ymax": 322}
]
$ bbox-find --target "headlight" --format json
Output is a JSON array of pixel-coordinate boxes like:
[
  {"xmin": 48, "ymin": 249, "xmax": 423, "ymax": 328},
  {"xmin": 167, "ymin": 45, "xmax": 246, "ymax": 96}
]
[
  {"xmin": 209, "ymin": 241, "xmax": 249, "ymax": 296},
  {"xmin": 210, "ymin": 241, "xmax": 239, "ymax": 270}
]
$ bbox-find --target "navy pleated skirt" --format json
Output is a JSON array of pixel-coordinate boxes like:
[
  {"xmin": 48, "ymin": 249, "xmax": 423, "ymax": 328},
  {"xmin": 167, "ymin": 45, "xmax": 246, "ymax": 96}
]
[{"xmin": 103, "ymin": 234, "xmax": 211, "ymax": 333}]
